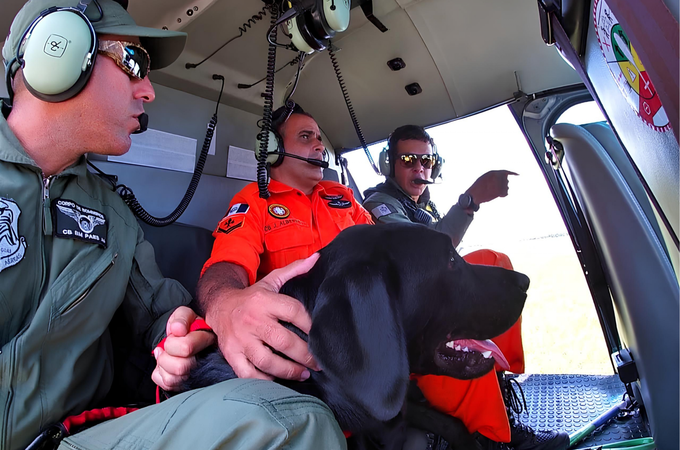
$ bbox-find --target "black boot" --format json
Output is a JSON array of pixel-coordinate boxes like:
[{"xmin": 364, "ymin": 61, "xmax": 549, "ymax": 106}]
[{"xmin": 498, "ymin": 372, "xmax": 570, "ymax": 450}]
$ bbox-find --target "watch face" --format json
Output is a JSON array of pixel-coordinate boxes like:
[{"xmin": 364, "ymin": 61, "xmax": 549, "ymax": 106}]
[{"xmin": 459, "ymin": 194, "xmax": 471, "ymax": 208}]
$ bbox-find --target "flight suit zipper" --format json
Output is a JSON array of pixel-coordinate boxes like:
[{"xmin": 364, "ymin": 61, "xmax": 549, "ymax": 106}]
[
  {"xmin": 61, "ymin": 252, "xmax": 118, "ymax": 315},
  {"xmin": 43, "ymin": 175, "xmax": 53, "ymax": 235}
]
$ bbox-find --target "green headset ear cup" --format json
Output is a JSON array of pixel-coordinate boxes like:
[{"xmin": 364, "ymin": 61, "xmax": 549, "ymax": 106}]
[
  {"xmin": 255, "ymin": 130, "xmax": 285, "ymax": 167},
  {"xmin": 378, "ymin": 147, "xmax": 391, "ymax": 177},
  {"xmin": 320, "ymin": 0, "xmax": 350, "ymax": 33},
  {"xmin": 287, "ymin": 14, "xmax": 316, "ymax": 54},
  {"xmin": 19, "ymin": 8, "xmax": 96, "ymax": 102}
]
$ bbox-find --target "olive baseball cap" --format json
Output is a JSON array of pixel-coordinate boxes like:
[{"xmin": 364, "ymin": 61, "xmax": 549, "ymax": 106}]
[{"xmin": 3, "ymin": 0, "xmax": 187, "ymax": 77}]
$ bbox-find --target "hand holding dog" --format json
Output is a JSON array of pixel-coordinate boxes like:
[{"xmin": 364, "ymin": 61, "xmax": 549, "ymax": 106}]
[
  {"xmin": 152, "ymin": 306, "xmax": 216, "ymax": 391},
  {"xmin": 201, "ymin": 254, "xmax": 322, "ymax": 382},
  {"xmin": 465, "ymin": 170, "xmax": 518, "ymax": 205}
]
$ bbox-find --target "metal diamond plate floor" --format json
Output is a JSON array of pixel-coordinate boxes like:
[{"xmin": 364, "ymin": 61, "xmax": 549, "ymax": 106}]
[{"xmin": 507, "ymin": 374, "xmax": 651, "ymax": 448}]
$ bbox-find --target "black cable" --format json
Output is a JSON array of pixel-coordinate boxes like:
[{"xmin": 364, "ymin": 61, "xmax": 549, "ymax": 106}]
[
  {"xmin": 88, "ymin": 0, "xmax": 103, "ymax": 22},
  {"xmin": 185, "ymin": 5, "xmax": 268, "ymax": 69},
  {"xmin": 99, "ymin": 75, "xmax": 225, "ymax": 227},
  {"xmin": 266, "ymin": 6, "xmax": 299, "ymax": 51},
  {"xmin": 237, "ymin": 55, "xmax": 302, "ymax": 89},
  {"xmin": 4, "ymin": 57, "xmax": 16, "ymax": 107},
  {"xmin": 328, "ymin": 44, "xmax": 381, "ymax": 175},
  {"xmin": 257, "ymin": 4, "xmax": 281, "ymax": 199},
  {"xmin": 283, "ymin": 52, "xmax": 306, "ymax": 107}
]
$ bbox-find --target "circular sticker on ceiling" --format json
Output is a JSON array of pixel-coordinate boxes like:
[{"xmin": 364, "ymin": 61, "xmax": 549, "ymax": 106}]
[{"xmin": 594, "ymin": 0, "xmax": 670, "ymax": 131}]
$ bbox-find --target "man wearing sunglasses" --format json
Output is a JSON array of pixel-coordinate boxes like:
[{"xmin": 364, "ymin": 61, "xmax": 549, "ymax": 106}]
[
  {"xmin": 1, "ymin": 1, "xmax": 344, "ymax": 450},
  {"xmin": 363, "ymin": 125, "xmax": 569, "ymax": 450},
  {"xmin": 363, "ymin": 125, "xmax": 518, "ymax": 243}
]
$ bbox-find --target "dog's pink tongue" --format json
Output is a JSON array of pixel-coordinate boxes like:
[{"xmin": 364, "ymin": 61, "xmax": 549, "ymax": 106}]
[{"xmin": 456, "ymin": 339, "xmax": 510, "ymax": 371}]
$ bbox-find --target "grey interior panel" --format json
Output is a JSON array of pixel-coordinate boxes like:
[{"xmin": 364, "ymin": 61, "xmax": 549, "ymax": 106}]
[
  {"xmin": 580, "ymin": 122, "xmax": 667, "ymax": 258},
  {"xmin": 93, "ymin": 160, "xmax": 249, "ymax": 231},
  {"xmin": 550, "ymin": 123, "xmax": 679, "ymax": 450}
]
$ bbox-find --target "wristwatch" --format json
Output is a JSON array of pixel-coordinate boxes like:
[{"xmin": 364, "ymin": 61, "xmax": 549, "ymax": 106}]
[{"xmin": 457, "ymin": 193, "xmax": 480, "ymax": 212}]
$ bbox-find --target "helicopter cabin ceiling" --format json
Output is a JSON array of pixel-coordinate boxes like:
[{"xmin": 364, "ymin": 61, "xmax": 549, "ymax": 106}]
[{"xmin": 1, "ymin": 0, "xmax": 581, "ymax": 150}]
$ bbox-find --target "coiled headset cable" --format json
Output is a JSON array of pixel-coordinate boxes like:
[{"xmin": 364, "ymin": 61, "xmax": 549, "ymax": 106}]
[
  {"xmin": 256, "ymin": 3, "xmax": 281, "ymax": 199},
  {"xmin": 328, "ymin": 43, "xmax": 381, "ymax": 175},
  {"xmin": 88, "ymin": 75, "xmax": 225, "ymax": 227}
]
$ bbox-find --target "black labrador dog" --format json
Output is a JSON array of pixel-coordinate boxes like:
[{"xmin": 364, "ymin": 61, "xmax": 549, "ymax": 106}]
[{"xmin": 186, "ymin": 223, "xmax": 528, "ymax": 448}]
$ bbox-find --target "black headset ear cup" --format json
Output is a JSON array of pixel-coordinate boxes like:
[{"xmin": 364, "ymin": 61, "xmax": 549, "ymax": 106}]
[
  {"xmin": 18, "ymin": 7, "xmax": 97, "ymax": 103},
  {"xmin": 296, "ymin": 13, "xmax": 328, "ymax": 52},
  {"xmin": 378, "ymin": 147, "xmax": 391, "ymax": 177},
  {"xmin": 431, "ymin": 154, "xmax": 443, "ymax": 179},
  {"xmin": 309, "ymin": 3, "xmax": 336, "ymax": 40}
]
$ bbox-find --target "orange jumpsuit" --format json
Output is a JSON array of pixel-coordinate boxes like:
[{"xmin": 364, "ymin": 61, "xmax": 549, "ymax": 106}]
[
  {"xmin": 203, "ymin": 181, "xmax": 523, "ymax": 442},
  {"xmin": 202, "ymin": 179, "xmax": 373, "ymax": 282}
]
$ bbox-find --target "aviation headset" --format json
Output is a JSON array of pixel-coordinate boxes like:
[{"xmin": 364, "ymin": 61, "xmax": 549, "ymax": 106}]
[
  {"xmin": 6, "ymin": 0, "xmax": 100, "ymax": 103},
  {"xmin": 285, "ymin": 0, "xmax": 351, "ymax": 54},
  {"xmin": 256, "ymin": 102, "xmax": 329, "ymax": 167},
  {"xmin": 378, "ymin": 128, "xmax": 443, "ymax": 180}
]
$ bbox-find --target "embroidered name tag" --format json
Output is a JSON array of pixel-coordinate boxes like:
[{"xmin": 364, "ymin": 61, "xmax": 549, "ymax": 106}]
[
  {"xmin": 0, "ymin": 198, "xmax": 27, "ymax": 273},
  {"xmin": 53, "ymin": 199, "xmax": 107, "ymax": 247},
  {"xmin": 328, "ymin": 199, "xmax": 352, "ymax": 209}
]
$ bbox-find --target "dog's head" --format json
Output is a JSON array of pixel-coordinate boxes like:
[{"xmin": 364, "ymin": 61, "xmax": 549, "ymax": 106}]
[{"xmin": 283, "ymin": 223, "xmax": 528, "ymax": 427}]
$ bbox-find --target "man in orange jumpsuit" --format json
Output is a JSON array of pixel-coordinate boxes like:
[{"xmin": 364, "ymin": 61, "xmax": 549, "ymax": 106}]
[{"xmin": 195, "ymin": 104, "xmax": 373, "ymax": 384}]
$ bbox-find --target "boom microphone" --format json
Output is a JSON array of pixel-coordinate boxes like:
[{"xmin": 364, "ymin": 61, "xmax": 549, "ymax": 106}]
[
  {"xmin": 413, "ymin": 178, "xmax": 434, "ymax": 185},
  {"xmin": 280, "ymin": 152, "xmax": 329, "ymax": 168},
  {"xmin": 133, "ymin": 113, "xmax": 149, "ymax": 134}
]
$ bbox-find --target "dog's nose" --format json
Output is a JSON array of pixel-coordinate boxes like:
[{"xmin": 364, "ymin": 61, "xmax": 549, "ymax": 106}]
[{"xmin": 515, "ymin": 272, "xmax": 530, "ymax": 292}]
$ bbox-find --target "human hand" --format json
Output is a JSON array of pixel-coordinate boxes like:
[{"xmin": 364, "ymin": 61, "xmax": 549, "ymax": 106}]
[
  {"xmin": 465, "ymin": 170, "xmax": 518, "ymax": 204},
  {"xmin": 152, "ymin": 306, "xmax": 215, "ymax": 391},
  {"xmin": 206, "ymin": 253, "xmax": 321, "ymax": 382}
]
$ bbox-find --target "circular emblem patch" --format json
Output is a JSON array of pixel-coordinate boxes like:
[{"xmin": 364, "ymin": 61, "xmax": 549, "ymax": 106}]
[
  {"xmin": 268, "ymin": 204, "xmax": 290, "ymax": 219},
  {"xmin": 594, "ymin": 0, "xmax": 670, "ymax": 131}
]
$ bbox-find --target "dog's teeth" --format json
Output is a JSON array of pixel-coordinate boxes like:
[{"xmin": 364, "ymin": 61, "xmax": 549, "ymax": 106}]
[
  {"xmin": 455, "ymin": 345, "xmax": 462, "ymax": 351},
  {"xmin": 463, "ymin": 347, "xmax": 469, "ymax": 352},
  {"xmin": 482, "ymin": 351, "xmax": 492, "ymax": 358},
  {"xmin": 446, "ymin": 341, "xmax": 454, "ymax": 349}
]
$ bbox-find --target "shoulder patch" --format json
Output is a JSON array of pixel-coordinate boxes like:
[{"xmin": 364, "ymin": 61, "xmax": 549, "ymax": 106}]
[
  {"xmin": 0, "ymin": 198, "xmax": 27, "ymax": 272},
  {"xmin": 217, "ymin": 216, "xmax": 245, "ymax": 235},
  {"xmin": 53, "ymin": 199, "xmax": 108, "ymax": 247},
  {"xmin": 227, "ymin": 203, "xmax": 250, "ymax": 216},
  {"xmin": 371, "ymin": 203, "xmax": 397, "ymax": 219}
]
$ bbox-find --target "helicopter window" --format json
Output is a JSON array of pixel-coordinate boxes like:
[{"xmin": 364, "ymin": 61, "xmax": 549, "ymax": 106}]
[{"xmin": 345, "ymin": 105, "xmax": 612, "ymax": 375}]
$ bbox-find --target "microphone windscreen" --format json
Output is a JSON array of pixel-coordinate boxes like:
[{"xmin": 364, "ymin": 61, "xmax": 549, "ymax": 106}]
[{"xmin": 133, "ymin": 113, "xmax": 149, "ymax": 134}]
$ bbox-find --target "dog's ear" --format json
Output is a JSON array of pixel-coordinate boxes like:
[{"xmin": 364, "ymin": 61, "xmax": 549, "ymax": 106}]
[{"xmin": 308, "ymin": 264, "xmax": 409, "ymax": 423}]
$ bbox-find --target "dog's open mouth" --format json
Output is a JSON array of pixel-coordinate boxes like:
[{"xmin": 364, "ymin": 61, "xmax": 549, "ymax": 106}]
[{"xmin": 434, "ymin": 338, "xmax": 509, "ymax": 379}]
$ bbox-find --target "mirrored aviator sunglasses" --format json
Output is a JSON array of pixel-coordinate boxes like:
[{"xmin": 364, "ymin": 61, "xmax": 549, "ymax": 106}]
[
  {"xmin": 97, "ymin": 40, "xmax": 150, "ymax": 80},
  {"xmin": 399, "ymin": 153, "xmax": 436, "ymax": 169}
]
